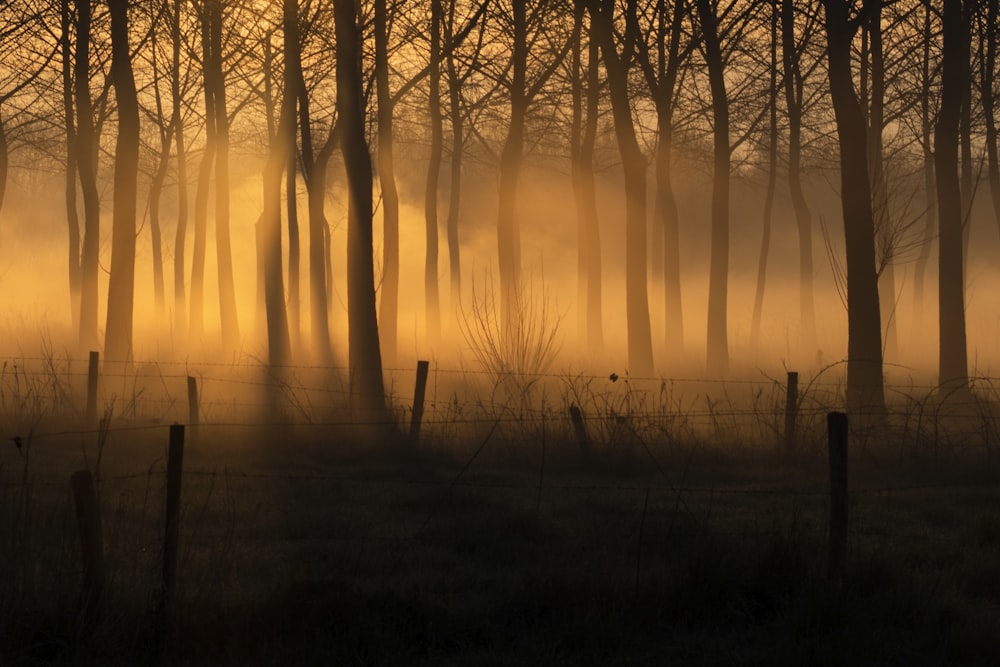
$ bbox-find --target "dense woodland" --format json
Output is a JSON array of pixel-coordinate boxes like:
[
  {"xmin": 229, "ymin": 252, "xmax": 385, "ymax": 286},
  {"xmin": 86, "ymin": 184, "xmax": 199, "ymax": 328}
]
[{"xmin": 0, "ymin": 0, "xmax": 998, "ymax": 417}]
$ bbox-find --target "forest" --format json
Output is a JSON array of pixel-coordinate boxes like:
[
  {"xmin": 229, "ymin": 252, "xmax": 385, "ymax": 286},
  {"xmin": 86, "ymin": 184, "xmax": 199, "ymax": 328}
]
[
  {"xmin": 0, "ymin": 0, "xmax": 996, "ymax": 417},
  {"xmin": 4, "ymin": 1, "xmax": 1000, "ymax": 663}
]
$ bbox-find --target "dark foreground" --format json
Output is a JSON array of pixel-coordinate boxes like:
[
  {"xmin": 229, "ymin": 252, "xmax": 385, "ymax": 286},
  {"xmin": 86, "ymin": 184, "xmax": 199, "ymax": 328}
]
[{"xmin": 3, "ymin": 424, "xmax": 1000, "ymax": 665}]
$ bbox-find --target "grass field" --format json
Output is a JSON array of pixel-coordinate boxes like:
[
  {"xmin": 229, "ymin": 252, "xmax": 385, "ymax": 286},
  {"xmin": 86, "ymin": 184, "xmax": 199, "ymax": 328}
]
[{"xmin": 2, "ymin": 357, "xmax": 1000, "ymax": 665}]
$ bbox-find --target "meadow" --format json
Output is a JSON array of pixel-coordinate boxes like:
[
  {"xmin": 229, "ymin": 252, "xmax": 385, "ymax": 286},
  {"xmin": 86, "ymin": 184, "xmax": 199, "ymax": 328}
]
[{"xmin": 2, "ymin": 350, "xmax": 1000, "ymax": 665}]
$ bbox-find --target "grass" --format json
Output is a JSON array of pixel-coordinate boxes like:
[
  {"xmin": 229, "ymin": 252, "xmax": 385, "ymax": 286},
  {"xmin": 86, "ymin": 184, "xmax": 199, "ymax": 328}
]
[{"xmin": 2, "ymin": 353, "xmax": 1000, "ymax": 664}]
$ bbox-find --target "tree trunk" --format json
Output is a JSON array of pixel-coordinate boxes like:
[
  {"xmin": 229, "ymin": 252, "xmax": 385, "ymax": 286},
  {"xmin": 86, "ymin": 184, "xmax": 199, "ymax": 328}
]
[
  {"xmin": 936, "ymin": 0, "xmax": 969, "ymax": 390},
  {"xmin": 104, "ymin": 0, "xmax": 140, "ymax": 365},
  {"xmin": 697, "ymin": 0, "xmax": 730, "ymax": 375},
  {"xmin": 190, "ymin": 4, "xmax": 215, "ymax": 343},
  {"xmin": 445, "ymin": 0, "xmax": 464, "ymax": 318},
  {"xmin": 375, "ymin": 0, "xmax": 400, "ymax": 364},
  {"xmin": 781, "ymin": 0, "xmax": 816, "ymax": 352},
  {"xmin": 590, "ymin": 0, "xmax": 653, "ymax": 375},
  {"xmin": 821, "ymin": 0, "xmax": 885, "ymax": 413},
  {"xmin": 912, "ymin": 0, "xmax": 935, "ymax": 333},
  {"xmin": 571, "ymin": 2, "xmax": 603, "ymax": 356},
  {"xmin": 334, "ymin": 0, "xmax": 387, "ymax": 420},
  {"xmin": 985, "ymin": 0, "xmax": 1000, "ymax": 240},
  {"xmin": 865, "ymin": 0, "xmax": 897, "ymax": 362},
  {"xmin": 750, "ymin": 1, "xmax": 779, "ymax": 353},
  {"xmin": 424, "ymin": 0, "xmax": 443, "ymax": 343},
  {"xmin": 209, "ymin": 0, "xmax": 239, "ymax": 352},
  {"xmin": 287, "ymin": 129, "xmax": 301, "ymax": 354},
  {"xmin": 172, "ymin": 0, "xmax": 188, "ymax": 344},
  {"xmin": 61, "ymin": 0, "xmax": 81, "ymax": 332},
  {"xmin": 75, "ymin": 0, "xmax": 100, "ymax": 352}
]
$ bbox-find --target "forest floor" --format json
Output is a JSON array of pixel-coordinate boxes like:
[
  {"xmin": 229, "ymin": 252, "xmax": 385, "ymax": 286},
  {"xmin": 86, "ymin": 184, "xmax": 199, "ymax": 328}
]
[{"xmin": 3, "ymin": 421, "xmax": 1000, "ymax": 665}]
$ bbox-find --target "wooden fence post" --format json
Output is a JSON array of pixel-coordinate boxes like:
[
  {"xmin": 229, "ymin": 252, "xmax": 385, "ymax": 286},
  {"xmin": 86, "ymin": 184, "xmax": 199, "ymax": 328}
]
[
  {"xmin": 86, "ymin": 351, "xmax": 99, "ymax": 427},
  {"xmin": 161, "ymin": 424, "xmax": 185, "ymax": 634},
  {"xmin": 569, "ymin": 405, "xmax": 590, "ymax": 456},
  {"xmin": 409, "ymin": 360, "xmax": 430, "ymax": 443},
  {"xmin": 827, "ymin": 411, "xmax": 848, "ymax": 581},
  {"xmin": 187, "ymin": 376, "xmax": 199, "ymax": 428},
  {"xmin": 70, "ymin": 469, "xmax": 104, "ymax": 631},
  {"xmin": 784, "ymin": 371, "xmax": 798, "ymax": 456}
]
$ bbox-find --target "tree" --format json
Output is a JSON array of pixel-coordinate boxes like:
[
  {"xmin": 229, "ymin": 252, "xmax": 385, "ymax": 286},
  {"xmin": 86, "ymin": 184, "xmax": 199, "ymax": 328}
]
[
  {"xmin": 780, "ymin": 0, "xmax": 818, "ymax": 351},
  {"xmin": 75, "ymin": 0, "xmax": 102, "ymax": 352},
  {"xmin": 103, "ymin": 0, "xmax": 140, "ymax": 364},
  {"xmin": 570, "ymin": 0, "xmax": 602, "ymax": 355},
  {"xmin": 984, "ymin": 0, "xmax": 1000, "ymax": 240},
  {"xmin": 750, "ymin": 0, "xmax": 780, "ymax": 353},
  {"xmin": 374, "ymin": 0, "xmax": 401, "ymax": 364},
  {"xmin": 936, "ymin": 0, "xmax": 968, "ymax": 390},
  {"xmin": 589, "ymin": 0, "xmax": 654, "ymax": 375},
  {"xmin": 333, "ymin": 0, "xmax": 387, "ymax": 420},
  {"xmin": 821, "ymin": 0, "xmax": 885, "ymax": 413},
  {"xmin": 696, "ymin": 0, "xmax": 732, "ymax": 374},
  {"xmin": 424, "ymin": 0, "xmax": 444, "ymax": 343}
]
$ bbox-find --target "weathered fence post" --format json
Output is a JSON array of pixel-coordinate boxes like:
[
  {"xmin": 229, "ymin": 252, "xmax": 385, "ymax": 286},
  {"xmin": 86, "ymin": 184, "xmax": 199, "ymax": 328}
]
[
  {"xmin": 784, "ymin": 371, "xmax": 799, "ymax": 456},
  {"xmin": 161, "ymin": 424, "xmax": 185, "ymax": 639},
  {"xmin": 409, "ymin": 360, "xmax": 430, "ymax": 443},
  {"xmin": 86, "ymin": 351, "xmax": 99, "ymax": 427},
  {"xmin": 70, "ymin": 469, "xmax": 104, "ymax": 631},
  {"xmin": 186, "ymin": 376, "xmax": 199, "ymax": 429},
  {"xmin": 827, "ymin": 411, "xmax": 848, "ymax": 581},
  {"xmin": 569, "ymin": 405, "xmax": 590, "ymax": 456}
]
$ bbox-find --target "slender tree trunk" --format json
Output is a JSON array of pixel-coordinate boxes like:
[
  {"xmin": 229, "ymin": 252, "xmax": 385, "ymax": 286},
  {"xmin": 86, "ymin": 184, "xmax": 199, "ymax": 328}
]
[
  {"xmin": 291, "ymin": 0, "xmax": 335, "ymax": 365},
  {"xmin": 334, "ymin": 0, "xmax": 387, "ymax": 420},
  {"xmin": 912, "ymin": 0, "xmax": 935, "ymax": 333},
  {"xmin": 865, "ymin": 0, "xmax": 897, "ymax": 362},
  {"xmin": 190, "ymin": 5, "xmax": 215, "ymax": 343},
  {"xmin": 590, "ymin": 0, "xmax": 653, "ymax": 375},
  {"xmin": 172, "ymin": 0, "xmax": 188, "ymax": 345},
  {"xmin": 571, "ymin": 3, "xmax": 603, "ymax": 355},
  {"xmin": 75, "ymin": 0, "xmax": 100, "ymax": 352},
  {"xmin": 104, "ymin": 0, "xmax": 140, "ymax": 365},
  {"xmin": 750, "ymin": 0, "xmax": 779, "ymax": 353},
  {"xmin": 960, "ymin": 0, "xmax": 974, "ymax": 285},
  {"xmin": 936, "ymin": 0, "xmax": 969, "ymax": 390},
  {"xmin": 985, "ymin": 0, "xmax": 1000, "ymax": 238},
  {"xmin": 445, "ymin": 0, "xmax": 464, "ymax": 318},
  {"xmin": 260, "ymin": 0, "xmax": 296, "ymax": 369},
  {"xmin": 647, "ymin": 0, "xmax": 686, "ymax": 361},
  {"xmin": 781, "ymin": 0, "xmax": 816, "ymax": 351},
  {"xmin": 287, "ymin": 131, "xmax": 301, "ymax": 353},
  {"xmin": 424, "ymin": 0, "xmax": 443, "ymax": 343},
  {"xmin": 375, "ymin": 0, "xmax": 400, "ymax": 364},
  {"xmin": 821, "ymin": 0, "xmax": 885, "ymax": 413},
  {"xmin": 149, "ymin": 26, "xmax": 169, "ymax": 316},
  {"xmin": 61, "ymin": 0, "xmax": 81, "ymax": 332},
  {"xmin": 697, "ymin": 0, "xmax": 730, "ymax": 375},
  {"xmin": 209, "ymin": 0, "xmax": 239, "ymax": 352},
  {"xmin": 497, "ymin": 0, "xmax": 527, "ymax": 324}
]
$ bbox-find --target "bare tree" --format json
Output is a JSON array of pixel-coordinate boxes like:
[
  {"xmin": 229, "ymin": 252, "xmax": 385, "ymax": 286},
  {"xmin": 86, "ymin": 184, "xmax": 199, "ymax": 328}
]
[
  {"xmin": 334, "ymin": 0, "xmax": 387, "ymax": 420},
  {"xmin": 589, "ymin": 0, "xmax": 654, "ymax": 375},
  {"xmin": 821, "ymin": 0, "xmax": 885, "ymax": 413},
  {"xmin": 936, "ymin": 0, "xmax": 968, "ymax": 390},
  {"xmin": 104, "ymin": 0, "xmax": 140, "ymax": 364}
]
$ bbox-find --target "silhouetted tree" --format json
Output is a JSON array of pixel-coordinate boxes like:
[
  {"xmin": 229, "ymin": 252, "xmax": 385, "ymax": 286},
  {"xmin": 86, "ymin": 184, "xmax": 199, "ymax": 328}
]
[
  {"xmin": 821, "ymin": 0, "xmax": 885, "ymax": 413},
  {"xmin": 589, "ymin": 0, "xmax": 654, "ymax": 375},
  {"xmin": 425, "ymin": 0, "xmax": 444, "ymax": 343},
  {"xmin": 334, "ymin": 0, "xmax": 387, "ymax": 420},
  {"xmin": 984, "ymin": 0, "xmax": 1000, "ymax": 237},
  {"xmin": 570, "ymin": 0, "xmax": 602, "ymax": 355},
  {"xmin": 780, "ymin": 0, "xmax": 817, "ymax": 352},
  {"xmin": 75, "ymin": 0, "xmax": 101, "ymax": 352},
  {"xmin": 696, "ymin": 0, "xmax": 732, "ymax": 374},
  {"xmin": 104, "ymin": 0, "xmax": 140, "ymax": 364},
  {"xmin": 936, "ymin": 0, "xmax": 969, "ymax": 390}
]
